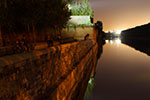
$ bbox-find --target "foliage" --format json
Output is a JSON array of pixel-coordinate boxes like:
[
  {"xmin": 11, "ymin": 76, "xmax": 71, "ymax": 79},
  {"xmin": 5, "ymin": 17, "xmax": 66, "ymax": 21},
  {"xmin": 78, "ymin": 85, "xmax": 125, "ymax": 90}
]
[
  {"xmin": 84, "ymin": 77, "xmax": 95, "ymax": 99},
  {"xmin": 66, "ymin": 23, "xmax": 93, "ymax": 31},
  {"xmin": 66, "ymin": 23, "xmax": 93, "ymax": 27},
  {"xmin": 0, "ymin": 0, "xmax": 71, "ymax": 34},
  {"xmin": 66, "ymin": 0, "xmax": 74, "ymax": 3},
  {"xmin": 70, "ymin": 0, "xmax": 94, "ymax": 17}
]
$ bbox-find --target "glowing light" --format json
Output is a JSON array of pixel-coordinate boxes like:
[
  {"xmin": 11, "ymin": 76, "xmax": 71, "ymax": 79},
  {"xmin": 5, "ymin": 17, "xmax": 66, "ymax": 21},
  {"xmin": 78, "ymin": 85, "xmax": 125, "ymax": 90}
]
[
  {"xmin": 116, "ymin": 30, "xmax": 122, "ymax": 34},
  {"xmin": 68, "ymin": 4, "xmax": 72, "ymax": 10},
  {"xmin": 88, "ymin": 78, "xmax": 94, "ymax": 84},
  {"xmin": 110, "ymin": 40, "xmax": 113, "ymax": 44},
  {"xmin": 110, "ymin": 30, "xmax": 113, "ymax": 33},
  {"xmin": 88, "ymin": 79, "xmax": 92, "ymax": 84},
  {"xmin": 115, "ymin": 39, "xmax": 121, "ymax": 44},
  {"xmin": 105, "ymin": 40, "xmax": 109, "ymax": 43}
]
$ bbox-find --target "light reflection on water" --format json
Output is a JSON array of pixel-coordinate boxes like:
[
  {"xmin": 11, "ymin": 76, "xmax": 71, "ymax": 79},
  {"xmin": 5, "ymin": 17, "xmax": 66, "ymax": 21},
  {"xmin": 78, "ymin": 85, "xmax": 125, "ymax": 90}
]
[
  {"xmin": 121, "ymin": 37, "xmax": 150, "ymax": 56},
  {"xmin": 84, "ymin": 37, "xmax": 150, "ymax": 100},
  {"xmin": 105, "ymin": 38, "xmax": 121, "ymax": 44}
]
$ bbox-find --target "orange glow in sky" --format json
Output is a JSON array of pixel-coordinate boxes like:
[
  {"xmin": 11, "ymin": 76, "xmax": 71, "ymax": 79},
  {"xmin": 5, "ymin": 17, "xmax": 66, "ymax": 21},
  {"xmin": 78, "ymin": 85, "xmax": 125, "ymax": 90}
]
[{"xmin": 90, "ymin": 0, "xmax": 150, "ymax": 31}]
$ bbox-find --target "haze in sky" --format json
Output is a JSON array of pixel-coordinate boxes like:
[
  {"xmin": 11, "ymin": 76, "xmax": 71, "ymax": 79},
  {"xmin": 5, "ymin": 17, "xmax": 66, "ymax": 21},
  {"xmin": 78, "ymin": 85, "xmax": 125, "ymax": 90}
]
[{"xmin": 90, "ymin": 0, "xmax": 150, "ymax": 31}]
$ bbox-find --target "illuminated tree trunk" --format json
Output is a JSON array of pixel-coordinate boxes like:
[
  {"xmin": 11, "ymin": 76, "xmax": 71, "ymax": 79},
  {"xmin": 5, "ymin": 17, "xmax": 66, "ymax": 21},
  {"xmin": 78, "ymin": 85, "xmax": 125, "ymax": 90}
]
[
  {"xmin": 4, "ymin": 0, "xmax": 7, "ymax": 8},
  {"xmin": 0, "ymin": 1, "xmax": 2, "ymax": 46},
  {"xmin": 0, "ymin": 26, "xmax": 3, "ymax": 46},
  {"xmin": 0, "ymin": 1, "xmax": 1, "ymax": 7},
  {"xmin": 32, "ymin": 22, "xmax": 36, "ymax": 44},
  {"xmin": 27, "ymin": 24, "xmax": 30, "ymax": 33}
]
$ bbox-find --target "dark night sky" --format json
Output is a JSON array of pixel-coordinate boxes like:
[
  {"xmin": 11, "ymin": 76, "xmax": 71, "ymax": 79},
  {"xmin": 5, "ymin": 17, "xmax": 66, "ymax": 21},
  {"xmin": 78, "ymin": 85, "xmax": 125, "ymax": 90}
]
[{"xmin": 90, "ymin": 0, "xmax": 150, "ymax": 31}]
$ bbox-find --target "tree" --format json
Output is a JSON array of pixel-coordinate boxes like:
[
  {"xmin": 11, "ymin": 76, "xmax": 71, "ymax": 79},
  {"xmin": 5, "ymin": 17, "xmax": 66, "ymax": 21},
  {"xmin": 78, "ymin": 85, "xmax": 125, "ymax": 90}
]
[
  {"xmin": 70, "ymin": 0, "xmax": 94, "ymax": 17},
  {"xmin": 0, "ymin": 0, "xmax": 71, "ymax": 35}
]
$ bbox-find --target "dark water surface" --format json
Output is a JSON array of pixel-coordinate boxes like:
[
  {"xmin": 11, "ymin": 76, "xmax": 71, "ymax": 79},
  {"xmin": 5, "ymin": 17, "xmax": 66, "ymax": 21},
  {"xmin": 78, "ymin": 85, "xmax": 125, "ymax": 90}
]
[{"xmin": 84, "ymin": 39, "xmax": 150, "ymax": 100}]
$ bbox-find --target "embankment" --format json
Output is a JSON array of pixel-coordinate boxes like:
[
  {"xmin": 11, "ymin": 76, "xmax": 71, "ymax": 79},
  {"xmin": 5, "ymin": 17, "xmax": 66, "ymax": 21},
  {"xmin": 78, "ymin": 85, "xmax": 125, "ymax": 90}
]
[{"xmin": 0, "ymin": 39, "xmax": 100, "ymax": 100}]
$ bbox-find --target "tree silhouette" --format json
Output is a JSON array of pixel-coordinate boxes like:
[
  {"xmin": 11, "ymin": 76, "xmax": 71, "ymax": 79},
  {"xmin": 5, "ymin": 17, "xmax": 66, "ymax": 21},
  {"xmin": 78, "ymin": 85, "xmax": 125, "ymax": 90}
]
[{"xmin": 0, "ymin": 0, "xmax": 71, "ymax": 34}]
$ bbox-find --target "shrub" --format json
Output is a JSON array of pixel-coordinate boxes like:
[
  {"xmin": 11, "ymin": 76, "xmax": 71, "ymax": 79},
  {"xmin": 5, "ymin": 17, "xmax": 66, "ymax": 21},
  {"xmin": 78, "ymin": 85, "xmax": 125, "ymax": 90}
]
[{"xmin": 70, "ymin": 0, "xmax": 94, "ymax": 17}]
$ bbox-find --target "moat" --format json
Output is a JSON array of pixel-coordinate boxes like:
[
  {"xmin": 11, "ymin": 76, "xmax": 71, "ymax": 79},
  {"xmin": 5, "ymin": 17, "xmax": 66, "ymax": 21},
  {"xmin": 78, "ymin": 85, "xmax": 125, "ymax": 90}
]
[{"xmin": 84, "ymin": 38, "xmax": 150, "ymax": 100}]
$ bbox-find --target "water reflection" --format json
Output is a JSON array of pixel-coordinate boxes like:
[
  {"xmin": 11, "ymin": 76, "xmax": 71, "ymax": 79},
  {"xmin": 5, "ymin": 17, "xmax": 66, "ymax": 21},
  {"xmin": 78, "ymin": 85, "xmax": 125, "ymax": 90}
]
[
  {"xmin": 106, "ymin": 36, "xmax": 150, "ymax": 56},
  {"xmin": 105, "ymin": 38, "xmax": 121, "ymax": 44},
  {"xmin": 121, "ymin": 37, "xmax": 150, "ymax": 56},
  {"xmin": 84, "ymin": 38, "xmax": 150, "ymax": 100}
]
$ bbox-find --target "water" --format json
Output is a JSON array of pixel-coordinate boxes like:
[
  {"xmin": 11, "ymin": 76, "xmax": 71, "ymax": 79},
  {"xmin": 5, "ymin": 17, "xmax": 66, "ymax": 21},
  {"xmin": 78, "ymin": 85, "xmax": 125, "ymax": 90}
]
[{"xmin": 84, "ymin": 38, "xmax": 150, "ymax": 100}]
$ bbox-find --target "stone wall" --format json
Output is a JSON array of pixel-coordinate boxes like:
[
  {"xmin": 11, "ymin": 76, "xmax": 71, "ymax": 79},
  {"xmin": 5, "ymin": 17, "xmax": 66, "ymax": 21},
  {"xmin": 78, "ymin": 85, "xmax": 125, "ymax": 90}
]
[
  {"xmin": 0, "ymin": 40, "xmax": 99, "ymax": 100},
  {"xmin": 61, "ymin": 26, "xmax": 96, "ymax": 41}
]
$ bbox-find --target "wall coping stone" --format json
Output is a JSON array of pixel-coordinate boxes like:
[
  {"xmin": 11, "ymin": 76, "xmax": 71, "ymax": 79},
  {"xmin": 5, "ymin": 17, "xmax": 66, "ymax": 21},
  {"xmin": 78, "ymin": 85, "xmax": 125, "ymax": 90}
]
[{"xmin": 0, "ymin": 40, "xmax": 94, "ymax": 70}]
